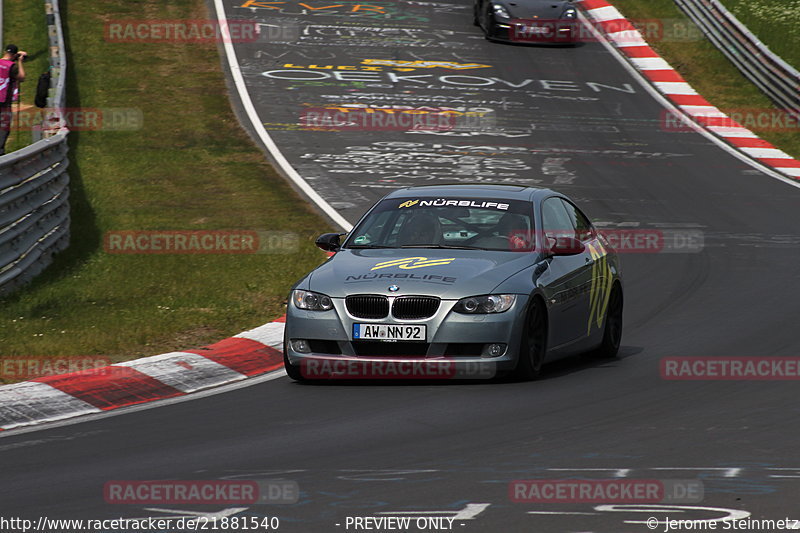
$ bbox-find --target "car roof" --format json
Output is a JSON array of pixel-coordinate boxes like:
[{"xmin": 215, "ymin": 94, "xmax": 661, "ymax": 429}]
[{"xmin": 385, "ymin": 184, "xmax": 555, "ymax": 202}]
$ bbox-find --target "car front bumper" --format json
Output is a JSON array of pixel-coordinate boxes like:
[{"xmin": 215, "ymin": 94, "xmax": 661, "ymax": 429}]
[
  {"xmin": 284, "ymin": 295, "xmax": 531, "ymax": 379},
  {"xmin": 490, "ymin": 18, "xmax": 580, "ymax": 44}
]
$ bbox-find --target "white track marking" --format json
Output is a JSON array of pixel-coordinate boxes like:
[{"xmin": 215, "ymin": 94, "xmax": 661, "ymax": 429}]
[
  {"xmin": 0, "ymin": 382, "xmax": 100, "ymax": 430},
  {"xmin": 117, "ymin": 352, "xmax": 247, "ymax": 393},
  {"xmin": 377, "ymin": 503, "xmax": 490, "ymax": 520},
  {"xmin": 707, "ymin": 126, "xmax": 759, "ymax": 137},
  {"xmin": 235, "ymin": 321, "xmax": 286, "ymax": 348},
  {"xmin": 129, "ymin": 508, "xmax": 249, "ymax": 521},
  {"xmin": 680, "ymin": 106, "xmax": 726, "ymax": 117},
  {"xmin": 629, "ymin": 57, "xmax": 672, "ymax": 70},
  {"xmin": 607, "ymin": 32, "xmax": 647, "ymax": 47},
  {"xmin": 337, "ymin": 469, "xmax": 440, "ymax": 481},
  {"xmin": 652, "ymin": 82, "xmax": 698, "ymax": 95},
  {"xmin": 588, "ymin": 6, "xmax": 624, "ymax": 22},
  {"xmin": 651, "ymin": 467, "xmax": 741, "ymax": 477},
  {"xmin": 547, "ymin": 468, "xmax": 632, "ymax": 478},
  {"xmin": 767, "ymin": 468, "xmax": 800, "ymax": 478},
  {"xmin": 594, "ymin": 504, "xmax": 750, "ymax": 525},
  {"xmin": 740, "ymin": 147, "xmax": 793, "ymax": 159},
  {"xmin": 210, "ymin": 4, "xmax": 352, "ymax": 231}
]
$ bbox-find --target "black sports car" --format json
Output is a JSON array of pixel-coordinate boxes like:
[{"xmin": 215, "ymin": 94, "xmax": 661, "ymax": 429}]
[{"xmin": 474, "ymin": 0, "xmax": 580, "ymax": 44}]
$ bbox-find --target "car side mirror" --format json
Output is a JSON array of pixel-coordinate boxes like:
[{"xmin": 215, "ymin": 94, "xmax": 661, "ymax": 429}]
[
  {"xmin": 548, "ymin": 235, "xmax": 585, "ymax": 256},
  {"xmin": 315, "ymin": 233, "xmax": 343, "ymax": 252}
]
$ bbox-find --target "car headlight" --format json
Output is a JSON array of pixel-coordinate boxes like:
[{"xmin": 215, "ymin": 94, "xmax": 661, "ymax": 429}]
[
  {"xmin": 292, "ymin": 290, "xmax": 333, "ymax": 311},
  {"xmin": 492, "ymin": 3, "xmax": 511, "ymax": 18},
  {"xmin": 563, "ymin": 7, "xmax": 577, "ymax": 18},
  {"xmin": 454, "ymin": 294, "xmax": 516, "ymax": 314}
]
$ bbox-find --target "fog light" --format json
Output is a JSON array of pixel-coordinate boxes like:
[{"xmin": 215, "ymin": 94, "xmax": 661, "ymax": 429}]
[
  {"xmin": 482, "ymin": 343, "xmax": 507, "ymax": 358},
  {"xmin": 291, "ymin": 339, "xmax": 311, "ymax": 353}
]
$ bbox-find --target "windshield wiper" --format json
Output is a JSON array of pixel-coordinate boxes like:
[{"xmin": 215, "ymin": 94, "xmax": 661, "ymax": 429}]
[
  {"xmin": 399, "ymin": 244, "xmax": 484, "ymax": 250},
  {"xmin": 346, "ymin": 244, "xmax": 395, "ymax": 249}
]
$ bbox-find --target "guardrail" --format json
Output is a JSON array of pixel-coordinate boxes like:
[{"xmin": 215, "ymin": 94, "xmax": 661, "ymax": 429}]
[
  {"xmin": 674, "ymin": 0, "xmax": 800, "ymax": 117},
  {"xmin": 0, "ymin": 0, "xmax": 69, "ymax": 295}
]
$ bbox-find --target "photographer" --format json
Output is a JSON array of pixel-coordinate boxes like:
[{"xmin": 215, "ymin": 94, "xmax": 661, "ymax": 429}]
[{"xmin": 0, "ymin": 44, "xmax": 27, "ymax": 155}]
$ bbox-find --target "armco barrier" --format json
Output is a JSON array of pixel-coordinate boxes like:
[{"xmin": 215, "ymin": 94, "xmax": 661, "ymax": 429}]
[
  {"xmin": 674, "ymin": 0, "xmax": 800, "ymax": 117},
  {"xmin": 0, "ymin": 0, "xmax": 69, "ymax": 295}
]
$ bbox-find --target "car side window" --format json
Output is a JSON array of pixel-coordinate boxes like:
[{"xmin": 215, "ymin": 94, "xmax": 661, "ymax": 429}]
[
  {"xmin": 559, "ymin": 199, "xmax": 594, "ymax": 242},
  {"xmin": 541, "ymin": 198, "xmax": 575, "ymax": 241},
  {"xmin": 350, "ymin": 210, "xmax": 392, "ymax": 245}
]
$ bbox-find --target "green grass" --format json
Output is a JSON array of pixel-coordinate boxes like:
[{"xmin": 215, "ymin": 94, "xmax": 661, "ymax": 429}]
[
  {"xmin": 613, "ymin": 0, "xmax": 800, "ymax": 159},
  {"xmin": 0, "ymin": 0, "xmax": 332, "ymax": 378},
  {"xmin": 721, "ymin": 0, "xmax": 800, "ymax": 71},
  {"xmin": 3, "ymin": 0, "xmax": 50, "ymax": 151}
]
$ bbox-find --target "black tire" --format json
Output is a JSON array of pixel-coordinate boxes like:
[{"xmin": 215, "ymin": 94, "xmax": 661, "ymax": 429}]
[
  {"xmin": 484, "ymin": 20, "xmax": 494, "ymax": 40},
  {"xmin": 282, "ymin": 333, "xmax": 306, "ymax": 381},
  {"xmin": 473, "ymin": 7, "xmax": 480, "ymax": 26},
  {"xmin": 513, "ymin": 297, "xmax": 548, "ymax": 380},
  {"xmin": 591, "ymin": 283, "xmax": 623, "ymax": 359}
]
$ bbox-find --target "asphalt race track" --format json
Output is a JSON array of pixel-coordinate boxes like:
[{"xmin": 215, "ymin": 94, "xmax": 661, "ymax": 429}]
[{"xmin": 3, "ymin": 1, "xmax": 800, "ymax": 531}]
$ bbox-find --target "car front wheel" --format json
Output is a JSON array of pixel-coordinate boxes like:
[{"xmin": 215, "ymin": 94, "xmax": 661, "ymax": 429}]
[{"xmin": 513, "ymin": 297, "xmax": 548, "ymax": 380}]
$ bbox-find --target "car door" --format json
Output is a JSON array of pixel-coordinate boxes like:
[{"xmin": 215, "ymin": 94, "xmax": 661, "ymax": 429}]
[
  {"xmin": 559, "ymin": 198, "xmax": 606, "ymax": 340},
  {"xmin": 536, "ymin": 197, "xmax": 594, "ymax": 347}
]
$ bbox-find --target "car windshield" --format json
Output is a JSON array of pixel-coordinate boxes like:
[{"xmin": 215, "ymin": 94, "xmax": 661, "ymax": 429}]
[{"xmin": 344, "ymin": 197, "xmax": 535, "ymax": 252}]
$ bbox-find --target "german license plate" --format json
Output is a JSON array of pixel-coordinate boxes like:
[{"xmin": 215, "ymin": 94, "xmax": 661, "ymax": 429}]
[{"xmin": 353, "ymin": 324, "xmax": 426, "ymax": 342}]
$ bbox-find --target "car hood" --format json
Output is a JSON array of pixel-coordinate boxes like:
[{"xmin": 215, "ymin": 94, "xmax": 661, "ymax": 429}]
[
  {"xmin": 308, "ymin": 249, "xmax": 537, "ymax": 299},
  {"xmin": 502, "ymin": 0, "xmax": 572, "ymax": 19}
]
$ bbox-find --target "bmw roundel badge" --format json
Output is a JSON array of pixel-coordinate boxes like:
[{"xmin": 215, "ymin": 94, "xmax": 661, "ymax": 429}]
[{"xmin": 388, "ymin": 285, "xmax": 399, "ymax": 292}]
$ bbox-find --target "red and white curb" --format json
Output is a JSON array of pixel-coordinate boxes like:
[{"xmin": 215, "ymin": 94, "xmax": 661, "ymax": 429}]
[
  {"xmin": 580, "ymin": 0, "xmax": 800, "ymax": 179},
  {"xmin": 0, "ymin": 318, "xmax": 287, "ymax": 431}
]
